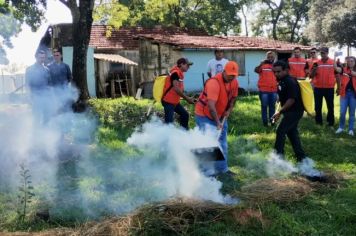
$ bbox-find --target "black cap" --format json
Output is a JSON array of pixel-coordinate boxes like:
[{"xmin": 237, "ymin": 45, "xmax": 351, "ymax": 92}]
[
  {"xmin": 319, "ymin": 47, "xmax": 329, "ymax": 53},
  {"xmin": 177, "ymin": 58, "xmax": 193, "ymax": 66}
]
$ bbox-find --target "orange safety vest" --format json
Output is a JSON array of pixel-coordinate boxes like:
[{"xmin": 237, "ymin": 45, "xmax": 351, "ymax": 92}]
[
  {"xmin": 339, "ymin": 67, "xmax": 356, "ymax": 97},
  {"xmin": 288, "ymin": 57, "xmax": 307, "ymax": 78},
  {"xmin": 313, "ymin": 58, "xmax": 336, "ymax": 88},
  {"xmin": 162, "ymin": 66, "xmax": 184, "ymax": 105},
  {"xmin": 195, "ymin": 73, "xmax": 238, "ymax": 120},
  {"xmin": 257, "ymin": 63, "xmax": 277, "ymax": 92}
]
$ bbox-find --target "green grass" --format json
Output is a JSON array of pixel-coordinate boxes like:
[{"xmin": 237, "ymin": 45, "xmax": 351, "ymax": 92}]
[{"xmin": 1, "ymin": 95, "xmax": 355, "ymax": 235}]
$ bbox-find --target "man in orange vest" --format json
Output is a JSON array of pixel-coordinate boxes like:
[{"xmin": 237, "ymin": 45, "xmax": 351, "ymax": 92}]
[
  {"xmin": 162, "ymin": 58, "xmax": 195, "ymax": 129},
  {"xmin": 310, "ymin": 47, "xmax": 339, "ymax": 126},
  {"xmin": 195, "ymin": 61, "xmax": 239, "ymax": 176},
  {"xmin": 288, "ymin": 47, "xmax": 308, "ymax": 80},
  {"xmin": 254, "ymin": 51, "xmax": 278, "ymax": 126}
]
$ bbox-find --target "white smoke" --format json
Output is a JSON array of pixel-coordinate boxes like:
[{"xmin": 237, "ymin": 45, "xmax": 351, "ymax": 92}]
[
  {"xmin": 127, "ymin": 118, "xmax": 236, "ymax": 203},
  {"xmin": 297, "ymin": 157, "xmax": 323, "ymax": 177},
  {"xmin": 266, "ymin": 152, "xmax": 298, "ymax": 177},
  {"xmin": 1, "ymin": 84, "xmax": 239, "ymax": 221}
]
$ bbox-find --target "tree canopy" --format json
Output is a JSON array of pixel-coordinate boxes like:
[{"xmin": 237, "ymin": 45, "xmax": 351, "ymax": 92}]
[
  {"xmin": 250, "ymin": 0, "xmax": 310, "ymax": 43},
  {"xmin": 306, "ymin": 0, "xmax": 356, "ymax": 47},
  {"xmin": 0, "ymin": 0, "xmax": 47, "ymax": 64},
  {"xmin": 93, "ymin": 0, "xmax": 241, "ymax": 35}
]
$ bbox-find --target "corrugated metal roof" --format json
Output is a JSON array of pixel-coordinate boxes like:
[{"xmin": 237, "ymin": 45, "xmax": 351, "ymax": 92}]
[{"xmin": 94, "ymin": 53, "xmax": 138, "ymax": 66}]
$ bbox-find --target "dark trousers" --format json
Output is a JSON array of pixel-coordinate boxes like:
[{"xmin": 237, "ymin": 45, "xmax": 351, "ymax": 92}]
[
  {"xmin": 314, "ymin": 88, "xmax": 335, "ymax": 126},
  {"xmin": 274, "ymin": 111, "xmax": 306, "ymax": 161},
  {"xmin": 162, "ymin": 101, "xmax": 189, "ymax": 129}
]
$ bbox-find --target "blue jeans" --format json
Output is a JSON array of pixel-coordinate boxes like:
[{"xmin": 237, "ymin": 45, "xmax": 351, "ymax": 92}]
[
  {"xmin": 339, "ymin": 90, "xmax": 356, "ymax": 131},
  {"xmin": 259, "ymin": 91, "xmax": 277, "ymax": 125},
  {"xmin": 195, "ymin": 115, "xmax": 228, "ymax": 173},
  {"xmin": 162, "ymin": 101, "xmax": 189, "ymax": 129}
]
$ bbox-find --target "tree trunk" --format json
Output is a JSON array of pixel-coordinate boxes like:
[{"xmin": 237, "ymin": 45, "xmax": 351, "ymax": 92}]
[
  {"xmin": 60, "ymin": 0, "xmax": 94, "ymax": 111},
  {"xmin": 72, "ymin": 1, "xmax": 94, "ymax": 102},
  {"xmin": 241, "ymin": 5, "xmax": 248, "ymax": 36}
]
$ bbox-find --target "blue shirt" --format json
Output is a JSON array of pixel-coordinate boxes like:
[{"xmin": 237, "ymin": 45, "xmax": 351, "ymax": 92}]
[
  {"xmin": 25, "ymin": 63, "xmax": 51, "ymax": 91},
  {"xmin": 48, "ymin": 62, "xmax": 72, "ymax": 86}
]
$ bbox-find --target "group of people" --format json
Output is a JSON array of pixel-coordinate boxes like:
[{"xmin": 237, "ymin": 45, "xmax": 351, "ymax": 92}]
[
  {"xmin": 25, "ymin": 48, "xmax": 73, "ymax": 124},
  {"xmin": 160, "ymin": 47, "xmax": 355, "ymax": 176},
  {"xmin": 255, "ymin": 46, "xmax": 356, "ymax": 163}
]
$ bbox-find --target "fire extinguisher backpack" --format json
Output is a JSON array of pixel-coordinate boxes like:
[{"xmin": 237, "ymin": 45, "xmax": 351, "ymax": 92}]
[{"xmin": 152, "ymin": 74, "xmax": 172, "ymax": 103}]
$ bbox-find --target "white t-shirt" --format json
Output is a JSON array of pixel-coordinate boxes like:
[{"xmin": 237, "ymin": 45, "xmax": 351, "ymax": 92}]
[{"xmin": 207, "ymin": 58, "xmax": 229, "ymax": 77}]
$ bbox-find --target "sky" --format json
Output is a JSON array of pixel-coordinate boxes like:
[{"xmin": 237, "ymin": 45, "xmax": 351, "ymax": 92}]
[{"xmin": 5, "ymin": 0, "xmax": 72, "ymax": 67}]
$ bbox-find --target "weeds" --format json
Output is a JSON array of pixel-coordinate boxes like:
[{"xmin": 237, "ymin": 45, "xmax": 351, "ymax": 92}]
[{"xmin": 17, "ymin": 163, "xmax": 35, "ymax": 223}]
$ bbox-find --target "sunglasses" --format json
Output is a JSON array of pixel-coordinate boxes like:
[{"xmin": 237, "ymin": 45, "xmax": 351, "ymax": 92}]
[{"xmin": 310, "ymin": 52, "xmax": 316, "ymax": 54}]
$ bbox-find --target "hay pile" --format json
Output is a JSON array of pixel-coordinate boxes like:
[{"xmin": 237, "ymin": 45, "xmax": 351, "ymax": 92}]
[
  {"xmin": 237, "ymin": 177, "xmax": 315, "ymax": 203},
  {"xmin": 3, "ymin": 198, "xmax": 265, "ymax": 236},
  {"xmin": 4, "ymin": 172, "xmax": 345, "ymax": 235},
  {"xmin": 131, "ymin": 198, "xmax": 233, "ymax": 235}
]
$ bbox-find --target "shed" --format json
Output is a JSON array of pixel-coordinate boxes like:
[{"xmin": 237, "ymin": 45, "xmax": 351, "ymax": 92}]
[{"xmin": 136, "ymin": 34, "xmax": 310, "ymax": 94}]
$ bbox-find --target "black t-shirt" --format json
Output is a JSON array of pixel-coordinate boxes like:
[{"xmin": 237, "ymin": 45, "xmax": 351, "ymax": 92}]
[{"xmin": 278, "ymin": 75, "xmax": 304, "ymax": 113}]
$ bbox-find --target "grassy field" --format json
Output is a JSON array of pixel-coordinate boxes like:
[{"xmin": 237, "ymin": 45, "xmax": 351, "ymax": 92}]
[{"xmin": 0, "ymin": 95, "xmax": 355, "ymax": 235}]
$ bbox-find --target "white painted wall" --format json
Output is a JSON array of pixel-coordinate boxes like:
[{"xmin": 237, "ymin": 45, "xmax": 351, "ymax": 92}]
[{"xmin": 182, "ymin": 50, "xmax": 266, "ymax": 92}]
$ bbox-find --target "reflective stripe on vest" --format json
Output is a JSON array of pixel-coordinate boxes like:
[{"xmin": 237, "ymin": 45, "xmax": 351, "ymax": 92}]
[
  {"xmin": 258, "ymin": 64, "xmax": 277, "ymax": 92},
  {"xmin": 288, "ymin": 58, "xmax": 307, "ymax": 78},
  {"xmin": 313, "ymin": 59, "xmax": 336, "ymax": 88},
  {"xmin": 196, "ymin": 73, "xmax": 235, "ymax": 120}
]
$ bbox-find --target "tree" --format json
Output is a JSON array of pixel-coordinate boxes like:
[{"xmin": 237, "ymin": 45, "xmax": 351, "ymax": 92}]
[
  {"xmin": 93, "ymin": 0, "xmax": 241, "ymax": 36},
  {"xmin": 327, "ymin": 11, "xmax": 356, "ymax": 48},
  {"xmin": 306, "ymin": 0, "xmax": 356, "ymax": 48},
  {"xmin": 59, "ymin": 0, "xmax": 95, "ymax": 106},
  {"xmin": 251, "ymin": 0, "xmax": 311, "ymax": 43},
  {"xmin": 0, "ymin": 0, "xmax": 47, "ymax": 64}
]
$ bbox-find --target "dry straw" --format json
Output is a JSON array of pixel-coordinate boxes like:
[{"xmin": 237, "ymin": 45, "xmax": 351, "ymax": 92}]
[{"xmin": 237, "ymin": 177, "xmax": 315, "ymax": 203}]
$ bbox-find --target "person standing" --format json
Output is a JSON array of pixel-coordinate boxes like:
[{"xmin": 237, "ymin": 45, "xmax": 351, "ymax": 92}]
[
  {"xmin": 288, "ymin": 47, "xmax": 308, "ymax": 80},
  {"xmin": 254, "ymin": 51, "xmax": 278, "ymax": 126},
  {"xmin": 25, "ymin": 50, "xmax": 52, "ymax": 124},
  {"xmin": 271, "ymin": 60, "xmax": 306, "ymax": 162},
  {"xmin": 310, "ymin": 47, "xmax": 338, "ymax": 126},
  {"xmin": 162, "ymin": 58, "xmax": 195, "ymax": 130},
  {"xmin": 207, "ymin": 49, "xmax": 229, "ymax": 78},
  {"xmin": 335, "ymin": 56, "xmax": 356, "ymax": 136},
  {"xmin": 48, "ymin": 48, "xmax": 74, "ymax": 113},
  {"xmin": 306, "ymin": 48, "xmax": 319, "ymax": 75},
  {"xmin": 195, "ymin": 61, "xmax": 239, "ymax": 175},
  {"xmin": 48, "ymin": 48, "xmax": 72, "ymax": 87}
]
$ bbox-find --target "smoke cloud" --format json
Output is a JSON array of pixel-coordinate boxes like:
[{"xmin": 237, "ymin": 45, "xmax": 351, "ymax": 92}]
[{"xmin": 0, "ymin": 84, "xmax": 238, "ymax": 221}]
